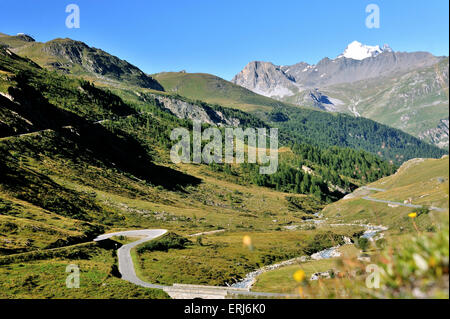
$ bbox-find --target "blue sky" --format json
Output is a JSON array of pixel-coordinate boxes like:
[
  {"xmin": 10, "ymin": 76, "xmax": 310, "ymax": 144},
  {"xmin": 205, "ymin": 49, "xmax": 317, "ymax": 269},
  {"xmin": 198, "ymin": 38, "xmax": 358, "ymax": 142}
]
[{"xmin": 1, "ymin": 0, "xmax": 448, "ymax": 80}]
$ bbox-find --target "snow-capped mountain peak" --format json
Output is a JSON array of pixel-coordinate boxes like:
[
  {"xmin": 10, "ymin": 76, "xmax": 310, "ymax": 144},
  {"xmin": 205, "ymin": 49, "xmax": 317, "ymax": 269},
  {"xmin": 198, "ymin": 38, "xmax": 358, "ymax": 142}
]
[{"xmin": 337, "ymin": 41, "xmax": 391, "ymax": 60}]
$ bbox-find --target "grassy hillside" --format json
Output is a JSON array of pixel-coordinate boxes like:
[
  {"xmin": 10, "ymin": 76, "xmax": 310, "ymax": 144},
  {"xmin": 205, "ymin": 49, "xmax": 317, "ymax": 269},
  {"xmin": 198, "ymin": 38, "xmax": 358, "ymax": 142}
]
[
  {"xmin": 153, "ymin": 71, "xmax": 297, "ymax": 113},
  {"xmin": 0, "ymin": 33, "xmax": 163, "ymax": 90},
  {"xmin": 322, "ymin": 156, "xmax": 449, "ymax": 232},
  {"xmin": 152, "ymin": 71, "xmax": 447, "ymax": 165}
]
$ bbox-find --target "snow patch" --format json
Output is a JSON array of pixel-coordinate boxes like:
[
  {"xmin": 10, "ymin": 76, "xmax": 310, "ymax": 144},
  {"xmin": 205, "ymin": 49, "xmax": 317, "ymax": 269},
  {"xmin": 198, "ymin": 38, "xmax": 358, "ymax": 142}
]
[{"xmin": 337, "ymin": 41, "xmax": 391, "ymax": 61}]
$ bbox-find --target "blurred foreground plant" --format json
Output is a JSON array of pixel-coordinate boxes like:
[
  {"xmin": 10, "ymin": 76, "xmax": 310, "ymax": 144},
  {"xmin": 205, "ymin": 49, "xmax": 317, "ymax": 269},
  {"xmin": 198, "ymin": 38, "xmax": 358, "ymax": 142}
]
[
  {"xmin": 301, "ymin": 224, "xmax": 449, "ymax": 299},
  {"xmin": 371, "ymin": 225, "xmax": 449, "ymax": 298}
]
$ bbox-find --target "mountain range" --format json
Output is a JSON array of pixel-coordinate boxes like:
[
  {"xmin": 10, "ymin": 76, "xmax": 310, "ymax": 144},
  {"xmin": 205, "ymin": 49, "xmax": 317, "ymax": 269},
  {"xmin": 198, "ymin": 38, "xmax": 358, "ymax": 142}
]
[
  {"xmin": 0, "ymin": 32, "xmax": 446, "ymax": 164},
  {"xmin": 0, "ymin": 31, "xmax": 448, "ymax": 299},
  {"xmin": 232, "ymin": 41, "xmax": 449, "ymax": 149}
]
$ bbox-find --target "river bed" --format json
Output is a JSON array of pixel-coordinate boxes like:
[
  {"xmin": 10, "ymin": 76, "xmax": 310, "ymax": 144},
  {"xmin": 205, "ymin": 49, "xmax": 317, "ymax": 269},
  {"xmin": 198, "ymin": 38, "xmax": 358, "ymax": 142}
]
[{"xmin": 230, "ymin": 222, "xmax": 387, "ymax": 290}]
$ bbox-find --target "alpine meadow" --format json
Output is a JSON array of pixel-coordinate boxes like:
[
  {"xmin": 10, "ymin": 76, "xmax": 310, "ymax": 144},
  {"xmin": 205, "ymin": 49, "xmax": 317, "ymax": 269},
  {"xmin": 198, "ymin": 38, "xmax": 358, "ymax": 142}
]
[{"xmin": 0, "ymin": 0, "xmax": 448, "ymax": 305}]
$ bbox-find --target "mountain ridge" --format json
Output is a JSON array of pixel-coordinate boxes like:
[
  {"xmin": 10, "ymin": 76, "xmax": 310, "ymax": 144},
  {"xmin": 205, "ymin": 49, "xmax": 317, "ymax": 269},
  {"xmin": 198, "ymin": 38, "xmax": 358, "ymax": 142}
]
[
  {"xmin": 0, "ymin": 33, "xmax": 164, "ymax": 91},
  {"xmin": 231, "ymin": 41, "xmax": 449, "ymax": 148},
  {"xmin": 1, "ymin": 34, "xmax": 446, "ymax": 162}
]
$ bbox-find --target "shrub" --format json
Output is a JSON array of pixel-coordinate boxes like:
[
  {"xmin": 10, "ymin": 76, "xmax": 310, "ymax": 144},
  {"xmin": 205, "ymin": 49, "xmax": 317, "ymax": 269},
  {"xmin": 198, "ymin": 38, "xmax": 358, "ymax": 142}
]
[
  {"xmin": 304, "ymin": 231, "xmax": 345, "ymax": 255},
  {"xmin": 375, "ymin": 238, "xmax": 387, "ymax": 249},
  {"xmin": 357, "ymin": 237, "xmax": 370, "ymax": 252},
  {"xmin": 136, "ymin": 232, "xmax": 190, "ymax": 253},
  {"xmin": 412, "ymin": 206, "xmax": 430, "ymax": 217},
  {"xmin": 426, "ymin": 225, "xmax": 437, "ymax": 233}
]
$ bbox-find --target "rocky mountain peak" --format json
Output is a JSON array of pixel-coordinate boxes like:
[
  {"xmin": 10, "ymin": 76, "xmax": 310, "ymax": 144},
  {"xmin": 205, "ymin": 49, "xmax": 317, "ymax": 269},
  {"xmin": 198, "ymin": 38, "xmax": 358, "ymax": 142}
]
[
  {"xmin": 232, "ymin": 61, "xmax": 298, "ymax": 97},
  {"xmin": 232, "ymin": 42, "xmax": 441, "ymax": 95},
  {"xmin": 337, "ymin": 40, "xmax": 388, "ymax": 60},
  {"xmin": 16, "ymin": 33, "xmax": 35, "ymax": 42},
  {"xmin": 0, "ymin": 34, "xmax": 164, "ymax": 91},
  {"xmin": 42, "ymin": 38, "xmax": 164, "ymax": 90}
]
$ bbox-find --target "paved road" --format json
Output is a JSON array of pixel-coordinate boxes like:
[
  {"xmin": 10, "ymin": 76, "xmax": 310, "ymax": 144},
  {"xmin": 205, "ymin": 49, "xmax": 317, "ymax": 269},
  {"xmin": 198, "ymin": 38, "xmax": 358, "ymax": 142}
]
[
  {"xmin": 94, "ymin": 229, "xmax": 168, "ymax": 289},
  {"xmin": 343, "ymin": 186, "xmax": 447, "ymax": 212},
  {"xmin": 361, "ymin": 186, "xmax": 386, "ymax": 192},
  {"xmin": 94, "ymin": 229, "xmax": 298, "ymax": 298},
  {"xmin": 357, "ymin": 186, "xmax": 446, "ymax": 212},
  {"xmin": 362, "ymin": 196, "xmax": 447, "ymax": 212}
]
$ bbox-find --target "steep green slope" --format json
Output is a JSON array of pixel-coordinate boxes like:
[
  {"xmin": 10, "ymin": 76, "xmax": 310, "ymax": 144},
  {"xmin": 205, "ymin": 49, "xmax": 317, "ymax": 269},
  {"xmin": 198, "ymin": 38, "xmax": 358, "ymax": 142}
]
[
  {"xmin": 0, "ymin": 33, "xmax": 163, "ymax": 90},
  {"xmin": 323, "ymin": 59, "xmax": 449, "ymax": 148},
  {"xmin": 152, "ymin": 71, "xmax": 297, "ymax": 113},
  {"xmin": 269, "ymin": 105, "xmax": 447, "ymax": 165},
  {"xmin": 322, "ymin": 156, "xmax": 449, "ymax": 231}
]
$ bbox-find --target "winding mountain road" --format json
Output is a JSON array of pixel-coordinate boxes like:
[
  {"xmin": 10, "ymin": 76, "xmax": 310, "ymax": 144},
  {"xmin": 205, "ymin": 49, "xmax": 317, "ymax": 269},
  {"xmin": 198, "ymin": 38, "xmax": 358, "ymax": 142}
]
[
  {"xmin": 92, "ymin": 187, "xmax": 449, "ymax": 298},
  {"xmin": 357, "ymin": 186, "xmax": 447, "ymax": 212},
  {"xmin": 94, "ymin": 229, "xmax": 168, "ymax": 289},
  {"xmin": 94, "ymin": 229, "xmax": 297, "ymax": 299},
  {"xmin": 362, "ymin": 196, "xmax": 447, "ymax": 212}
]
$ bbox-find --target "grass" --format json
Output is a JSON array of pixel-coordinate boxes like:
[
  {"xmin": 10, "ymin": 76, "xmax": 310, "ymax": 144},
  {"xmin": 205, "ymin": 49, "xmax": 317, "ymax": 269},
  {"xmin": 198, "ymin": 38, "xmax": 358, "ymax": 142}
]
[
  {"xmin": 0, "ymin": 195, "xmax": 90, "ymax": 254},
  {"xmin": 252, "ymin": 259, "xmax": 338, "ymax": 293},
  {"xmin": 0, "ymin": 245, "xmax": 170, "ymax": 299},
  {"xmin": 152, "ymin": 72, "xmax": 297, "ymax": 113},
  {"xmin": 322, "ymin": 156, "xmax": 449, "ymax": 232},
  {"xmin": 251, "ymin": 226, "xmax": 448, "ymax": 298},
  {"xmin": 133, "ymin": 227, "xmax": 361, "ymax": 287}
]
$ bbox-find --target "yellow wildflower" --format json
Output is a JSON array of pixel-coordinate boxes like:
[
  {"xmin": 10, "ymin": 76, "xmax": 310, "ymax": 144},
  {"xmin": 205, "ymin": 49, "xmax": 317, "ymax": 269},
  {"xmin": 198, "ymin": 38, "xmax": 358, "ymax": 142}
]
[
  {"xmin": 293, "ymin": 269, "xmax": 305, "ymax": 282},
  {"xmin": 242, "ymin": 235, "xmax": 252, "ymax": 247},
  {"xmin": 428, "ymin": 256, "xmax": 436, "ymax": 268}
]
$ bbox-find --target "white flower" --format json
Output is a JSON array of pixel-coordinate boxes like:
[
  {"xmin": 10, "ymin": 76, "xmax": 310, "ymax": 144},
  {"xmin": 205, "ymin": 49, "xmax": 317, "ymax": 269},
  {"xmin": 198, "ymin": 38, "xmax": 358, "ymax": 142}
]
[{"xmin": 413, "ymin": 253, "xmax": 429, "ymax": 272}]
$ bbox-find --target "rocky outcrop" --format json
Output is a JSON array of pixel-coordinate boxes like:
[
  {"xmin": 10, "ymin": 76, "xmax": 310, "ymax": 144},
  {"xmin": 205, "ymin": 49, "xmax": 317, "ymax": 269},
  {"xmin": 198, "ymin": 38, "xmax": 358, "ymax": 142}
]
[
  {"xmin": 232, "ymin": 61, "xmax": 300, "ymax": 98},
  {"xmin": 151, "ymin": 94, "xmax": 240, "ymax": 126},
  {"xmin": 0, "ymin": 35, "xmax": 164, "ymax": 91},
  {"xmin": 418, "ymin": 118, "xmax": 449, "ymax": 149},
  {"xmin": 15, "ymin": 34, "xmax": 35, "ymax": 42},
  {"xmin": 40, "ymin": 39, "xmax": 164, "ymax": 90}
]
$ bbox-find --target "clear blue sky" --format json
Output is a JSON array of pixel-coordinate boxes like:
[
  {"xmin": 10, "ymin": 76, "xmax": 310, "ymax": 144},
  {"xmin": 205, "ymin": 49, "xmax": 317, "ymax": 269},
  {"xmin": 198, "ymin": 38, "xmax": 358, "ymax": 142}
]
[{"xmin": 1, "ymin": 0, "xmax": 448, "ymax": 80}]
